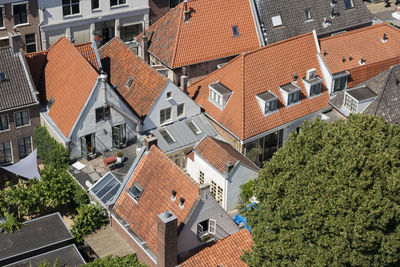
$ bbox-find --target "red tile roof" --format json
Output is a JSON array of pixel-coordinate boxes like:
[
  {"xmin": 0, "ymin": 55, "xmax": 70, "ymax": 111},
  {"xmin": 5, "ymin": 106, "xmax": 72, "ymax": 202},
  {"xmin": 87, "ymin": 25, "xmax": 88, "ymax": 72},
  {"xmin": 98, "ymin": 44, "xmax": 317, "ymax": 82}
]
[
  {"xmin": 113, "ymin": 145, "xmax": 199, "ymax": 255},
  {"xmin": 187, "ymin": 33, "xmax": 330, "ymax": 141},
  {"xmin": 75, "ymin": 42, "xmax": 100, "ymax": 71},
  {"xmin": 137, "ymin": 0, "xmax": 260, "ymax": 69},
  {"xmin": 194, "ymin": 136, "xmax": 259, "ymax": 173},
  {"xmin": 180, "ymin": 228, "xmax": 253, "ymax": 267},
  {"xmin": 319, "ymin": 24, "xmax": 400, "ymax": 74},
  {"xmin": 99, "ymin": 37, "xmax": 169, "ymax": 117},
  {"xmin": 40, "ymin": 37, "xmax": 99, "ymax": 137}
]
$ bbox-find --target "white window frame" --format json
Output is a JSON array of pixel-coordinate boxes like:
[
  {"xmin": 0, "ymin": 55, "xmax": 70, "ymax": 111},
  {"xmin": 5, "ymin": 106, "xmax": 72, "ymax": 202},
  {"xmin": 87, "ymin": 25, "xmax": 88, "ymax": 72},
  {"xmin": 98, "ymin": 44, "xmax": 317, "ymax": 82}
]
[
  {"xmin": 343, "ymin": 93, "xmax": 358, "ymax": 113},
  {"xmin": 128, "ymin": 182, "xmax": 143, "ymax": 203},
  {"xmin": 305, "ymin": 9, "xmax": 312, "ymax": 21},
  {"xmin": 0, "ymin": 114, "xmax": 9, "ymax": 132},
  {"xmin": 271, "ymin": 14, "xmax": 283, "ymax": 27},
  {"xmin": 14, "ymin": 109, "xmax": 30, "ymax": 128},
  {"xmin": 0, "ymin": 141, "xmax": 13, "ymax": 164},
  {"xmin": 0, "ymin": 5, "xmax": 5, "ymax": 29},
  {"xmin": 264, "ymin": 98, "xmax": 278, "ymax": 114},
  {"xmin": 91, "ymin": 0, "xmax": 101, "ymax": 11},
  {"xmin": 12, "ymin": 2, "xmax": 29, "ymax": 27},
  {"xmin": 160, "ymin": 107, "xmax": 172, "ymax": 125},
  {"xmin": 199, "ymin": 171, "xmax": 204, "ymax": 184},
  {"xmin": 62, "ymin": 0, "xmax": 80, "ymax": 17},
  {"xmin": 333, "ymin": 74, "xmax": 348, "ymax": 93},
  {"xmin": 209, "ymin": 88, "xmax": 223, "ymax": 106},
  {"xmin": 166, "ymin": 91, "xmax": 172, "ymax": 100},
  {"xmin": 110, "ymin": 0, "xmax": 127, "ymax": 7},
  {"xmin": 177, "ymin": 103, "xmax": 185, "ymax": 117},
  {"xmin": 287, "ymin": 91, "xmax": 300, "ymax": 106}
]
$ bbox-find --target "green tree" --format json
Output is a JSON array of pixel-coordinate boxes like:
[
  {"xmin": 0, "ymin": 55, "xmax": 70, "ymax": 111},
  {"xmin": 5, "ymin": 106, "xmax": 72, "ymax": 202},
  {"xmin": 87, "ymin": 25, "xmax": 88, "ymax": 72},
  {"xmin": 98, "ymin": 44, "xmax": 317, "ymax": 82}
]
[
  {"xmin": 85, "ymin": 254, "xmax": 146, "ymax": 267},
  {"xmin": 238, "ymin": 179, "xmax": 254, "ymax": 206},
  {"xmin": 0, "ymin": 211, "xmax": 24, "ymax": 233},
  {"xmin": 242, "ymin": 115, "xmax": 400, "ymax": 266},
  {"xmin": 71, "ymin": 204, "xmax": 109, "ymax": 243}
]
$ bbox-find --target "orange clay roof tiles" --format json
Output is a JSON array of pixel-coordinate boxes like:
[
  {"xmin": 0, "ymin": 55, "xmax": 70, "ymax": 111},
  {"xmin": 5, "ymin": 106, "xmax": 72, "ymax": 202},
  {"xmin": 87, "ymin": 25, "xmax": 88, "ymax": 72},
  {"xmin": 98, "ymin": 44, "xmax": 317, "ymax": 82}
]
[
  {"xmin": 188, "ymin": 33, "xmax": 330, "ymax": 141},
  {"xmin": 319, "ymin": 24, "xmax": 400, "ymax": 74},
  {"xmin": 195, "ymin": 136, "xmax": 259, "ymax": 173},
  {"xmin": 41, "ymin": 37, "xmax": 99, "ymax": 138},
  {"xmin": 180, "ymin": 228, "xmax": 253, "ymax": 267},
  {"xmin": 99, "ymin": 37, "xmax": 169, "ymax": 117},
  {"xmin": 113, "ymin": 145, "xmax": 199, "ymax": 255},
  {"xmin": 137, "ymin": 0, "xmax": 260, "ymax": 69},
  {"xmin": 75, "ymin": 42, "xmax": 100, "ymax": 71}
]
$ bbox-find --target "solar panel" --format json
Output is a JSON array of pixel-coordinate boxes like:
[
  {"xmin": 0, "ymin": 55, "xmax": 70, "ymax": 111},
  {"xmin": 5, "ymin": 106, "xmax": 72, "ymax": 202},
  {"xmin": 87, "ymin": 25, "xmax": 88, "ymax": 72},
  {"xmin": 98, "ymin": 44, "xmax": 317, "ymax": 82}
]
[{"xmin": 89, "ymin": 172, "xmax": 121, "ymax": 207}]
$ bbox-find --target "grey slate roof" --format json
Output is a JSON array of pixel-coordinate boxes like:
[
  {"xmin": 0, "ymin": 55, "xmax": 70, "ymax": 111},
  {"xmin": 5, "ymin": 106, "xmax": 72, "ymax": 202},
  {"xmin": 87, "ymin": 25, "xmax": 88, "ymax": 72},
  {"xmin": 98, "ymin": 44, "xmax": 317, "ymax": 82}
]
[
  {"xmin": 0, "ymin": 47, "xmax": 37, "ymax": 111},
  {"xmin": 152, "ymin": 113, "xmax": 218, "ymax": 154},
  {"xmin": 330, "ymin": 64, "xmax": 400, "ymax": 124},
  {"xmin": 255, "ymin": 0, "xmax": 373, "ymax": 44}
]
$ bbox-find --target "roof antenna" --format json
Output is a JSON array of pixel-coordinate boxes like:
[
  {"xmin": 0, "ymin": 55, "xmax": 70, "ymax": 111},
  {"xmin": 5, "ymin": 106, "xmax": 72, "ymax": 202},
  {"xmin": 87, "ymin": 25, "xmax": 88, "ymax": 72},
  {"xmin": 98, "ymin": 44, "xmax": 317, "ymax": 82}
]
[{"xmin": 382, "ymin": 33, "xmax": 388, "ymax": 43}]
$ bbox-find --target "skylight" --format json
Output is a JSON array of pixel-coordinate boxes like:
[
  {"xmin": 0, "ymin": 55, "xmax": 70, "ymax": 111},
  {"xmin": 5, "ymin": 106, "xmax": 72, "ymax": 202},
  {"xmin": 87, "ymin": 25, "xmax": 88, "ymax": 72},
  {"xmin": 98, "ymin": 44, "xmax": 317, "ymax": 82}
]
[
  {"xmin": 128, "ymin": 182, "xmax": 143, "ymax": 201},
  {"xmin": 271, "ymin": 15, "xmax": 283, "ymax": 27},
  {"xmin": 160, "ymin": 129, "xmax": 175, "ymax": 144},
  {"xmin": 126, "ymin": 76, "xmax": 134, "ymax": 87},
  {"xmin": 0, "ymin": 72, "xmax": 7, "ymax": 82},
  {"xmin": 186, "ymin": 120, "xmax": 202, "ymax": 135},
  {"xmin": 232, "ymin": 26, "xmax": 239, "ymax": 37},
  {"xmin": 344, "ymin": 0, "xmax": 354, "ymax": 9}
]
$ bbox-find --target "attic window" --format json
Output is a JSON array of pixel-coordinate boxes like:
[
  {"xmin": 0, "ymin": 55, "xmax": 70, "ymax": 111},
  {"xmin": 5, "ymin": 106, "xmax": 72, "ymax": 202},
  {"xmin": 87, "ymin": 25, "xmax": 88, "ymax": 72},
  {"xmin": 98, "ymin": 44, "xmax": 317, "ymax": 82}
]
[
  {"xmin": 128, "ymin": 182, "xmax": 143, "ymax": 202},
  {"xmin": 344, "ymin": 0, "xmax": 354, "ymax": 9},
  {"xmin": 302, "ymin": 69, "xmax": 322, "ymax": 97},
  {"xmin": 208, "ymin": 82, "xmax": 232, "ymax": 109},
  {"xmin": 0, "ymin": 72, "xmax": 6, "ymax": 82},
  {"xmin": 271, "ymin": 15, "xmax": 283, "ymax": 27},
  {"xmin": 256, "ymin": 91, "xmax": 278, "ymax": 116},
  {"xmin": 280, "ymin": 83, "xmax": 301, "ymax": 106},
  {"xmin": 159, "ymin": 129, "xmax": 175, "ymax": 144},
  {"xmin": 232, "ymin": 26, "xmax": 239, "ymax": 37},
  {"xmin": 126, "ymin": 76, "xmax": 134, "ymax": 87},
  {"xmin": 186, "ymin": 120, "xmax": 202, "ymax": 135},
  {"xmin": 166, "ymin": 92, "xmax": 172, "ymax": 99},
  {"xmin": 95, "ymin": 106, "xmax": 111, "ymax": 122},
  {"xmin": 343, "ymin": 86, "xmax": 376, "ymax": 113},
  {"xmin": 197, "ymin": 219, "xmax": 216, "ymax": 240}
]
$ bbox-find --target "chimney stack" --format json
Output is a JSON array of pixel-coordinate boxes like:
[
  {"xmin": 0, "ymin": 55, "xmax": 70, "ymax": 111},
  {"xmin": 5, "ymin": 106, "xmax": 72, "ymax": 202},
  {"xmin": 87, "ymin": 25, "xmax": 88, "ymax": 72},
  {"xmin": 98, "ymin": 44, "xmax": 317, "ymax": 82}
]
[
  {"xmin": 157, "ymin": 211, "xmax": 177, "ymax": 267},
  {"xmin": 8, "ymin": 32, "xmax": 22, "ymax": 54},
  {"xmin": 141, "ymin": 32, "xmax": 149, "ymax": 64},
  {"xmin": 225, "ymin": 162, "xmax": 234, "ymax": 176},
  {"xmin": 183, "ymin": 0, "xmax": 190, "ymax": 22},
  {"xmin": 180, "ymin": 67, "xmax": 188, "ymax": 94},
  {"xmin": 99, "ymin": 71, "xmax": 108, "ymax": 103},
  {"xmin": 144, "ymin": 134, "xmax": 158, "ymax": 150}
]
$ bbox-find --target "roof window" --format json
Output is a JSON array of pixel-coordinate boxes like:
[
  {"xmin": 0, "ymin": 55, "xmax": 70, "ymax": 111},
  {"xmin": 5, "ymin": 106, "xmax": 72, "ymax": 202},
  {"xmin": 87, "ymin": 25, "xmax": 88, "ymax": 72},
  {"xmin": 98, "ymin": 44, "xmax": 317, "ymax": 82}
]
[
  {"xmin": 186, "ymin": 120, "xmax": 202, "ymax": 135},
  {"xmin": 0, "ymin": 72, "xmax": 7, "ymax": 82},
  {"xmin": 159, "ymin": 129, "xmax": 175, "ymax": 144},
  {"xmin": 280, "ymin": 83, "xmax": 301, "ymax": 107},
  {"xmin": 305, "ymin": 9, "xmax": 312, "ymax": 21},
  {"xmin": 256, "ymin": 91, "xmax": 278, "ymax": 116},
  {"xmin": 271, "ymin": 15, "xmax": 283, "ymax": 27},
  {"xmin": 128, "ymin": 182, "xmax": 143, "ymax": 202},
  {"xmin": 344, "ymin": 0, "xmax": 354, "ymax": 9},
  {"xmin": 126, "ymin": 76, "xmax": 134, "ymax": 87},
  {"xmin": 208, "ymin": 82, "xmax": 232, "ymax": 109},
  {"xmin": 232, "ymin": 25, "xmax": 239, "ymax": 37}
]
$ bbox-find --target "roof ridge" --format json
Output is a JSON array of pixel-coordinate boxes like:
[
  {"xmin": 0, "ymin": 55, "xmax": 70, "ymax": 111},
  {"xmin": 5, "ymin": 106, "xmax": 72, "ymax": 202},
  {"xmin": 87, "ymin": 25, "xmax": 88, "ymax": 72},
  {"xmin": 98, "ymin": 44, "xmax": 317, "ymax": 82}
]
[
  {"xmin": 211, "ymin": 137, "xmax": 240, "ymax": 165},
  {"xmin": 320, "ymin": 23, "xmax": 387, "ymax": 42},
  {"xmin": 170, "ymin": 4, "xmax": 184, "ymax": 68}
]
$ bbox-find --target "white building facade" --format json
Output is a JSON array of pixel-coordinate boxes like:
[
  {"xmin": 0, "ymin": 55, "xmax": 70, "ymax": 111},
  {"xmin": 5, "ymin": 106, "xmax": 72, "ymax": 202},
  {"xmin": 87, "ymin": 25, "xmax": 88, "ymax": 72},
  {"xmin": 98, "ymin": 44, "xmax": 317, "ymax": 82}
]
[{"xmin": 38, "ymin": 0, "xmax": 149, "ymax": 49}]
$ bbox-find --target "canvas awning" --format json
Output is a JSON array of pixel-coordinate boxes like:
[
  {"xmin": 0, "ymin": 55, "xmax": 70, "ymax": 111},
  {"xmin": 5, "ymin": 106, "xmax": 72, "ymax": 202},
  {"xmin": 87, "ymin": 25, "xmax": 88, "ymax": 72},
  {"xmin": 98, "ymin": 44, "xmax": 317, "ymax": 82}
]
[{"xmin": 1, "ymin": 149, "xmax": 41, "ymax": 180}]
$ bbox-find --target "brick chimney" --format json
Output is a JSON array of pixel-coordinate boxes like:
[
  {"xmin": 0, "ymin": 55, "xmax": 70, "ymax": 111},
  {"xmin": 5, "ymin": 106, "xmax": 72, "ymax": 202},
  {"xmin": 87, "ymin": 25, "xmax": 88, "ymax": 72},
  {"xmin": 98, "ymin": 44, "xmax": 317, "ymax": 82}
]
[
  {"xmin": 180, "ymin": 67, "xmax": 188, "ymax": 94},
  {"xmin": 8, "ymin": 31, "xmax": 22, "ymax": 54},
  {"xmin": 157, "ymin": 211, "xmax": 177, "ymax": 267},
  {"xmin": 141, "ymin": 32, "xmax": 149, "ymax": 64}
]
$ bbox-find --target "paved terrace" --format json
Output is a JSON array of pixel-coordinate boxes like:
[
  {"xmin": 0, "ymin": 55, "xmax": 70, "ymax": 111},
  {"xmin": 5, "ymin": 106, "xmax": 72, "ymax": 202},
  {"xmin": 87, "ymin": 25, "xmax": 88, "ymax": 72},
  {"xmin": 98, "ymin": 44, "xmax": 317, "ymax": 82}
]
[{"xmin": 68, "ymin": 144, "xmax": 137, "ymax": 191}]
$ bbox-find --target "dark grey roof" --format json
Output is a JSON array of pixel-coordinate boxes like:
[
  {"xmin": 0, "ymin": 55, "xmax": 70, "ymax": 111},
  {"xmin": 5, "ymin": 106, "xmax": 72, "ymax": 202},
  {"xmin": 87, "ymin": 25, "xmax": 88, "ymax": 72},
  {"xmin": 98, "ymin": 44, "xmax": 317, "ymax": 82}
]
[
  {"xmin": 209, "ymin": 82, "xmax": 232, "ymax": 95},
  {"xmin": 6, "ymin": 245, "xmax": 85, "ymax": 267},
  {"xmin": 280, "ymin": 83, "xmax": 300, "ymax": 93},
  {"xmin": 347, "ymin": 86, "xmax": 376, "ymax": 101},
  {"xmin": 330, "ymin": 64, "xmax": 400, "ymax": 123},
  {"xmin": 152, "ymin": 113, "xmax": 218, "ymax": 154},
  {"xmin": 0, "ymin": 47, "xmax": 37, "ymax": 111},
  {"xmin": 255, "ymin": 0, "xmax": 373, "ymax": 44},
  {"xmin": 0, "ymin": 213, "xmax": 73, "ymax": 266},
  {"xmin": 257, "ymin": 91, "xmax": 277, "ymax": 101}
]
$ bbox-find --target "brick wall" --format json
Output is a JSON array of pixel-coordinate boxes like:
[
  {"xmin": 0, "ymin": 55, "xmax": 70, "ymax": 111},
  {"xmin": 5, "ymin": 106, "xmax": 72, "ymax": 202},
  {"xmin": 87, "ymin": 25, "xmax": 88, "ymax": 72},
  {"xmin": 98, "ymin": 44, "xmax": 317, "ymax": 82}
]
[
  {"xmin": 208, "ymin": 119, "xmax": 243, "ymax": 153},
  {"xmin": 0, "ymin": 0, "xmax": 40, "ymax": 52},
  {"xmin": 0, "ymin": 103, "xmax": 40, "ymax": 164}
]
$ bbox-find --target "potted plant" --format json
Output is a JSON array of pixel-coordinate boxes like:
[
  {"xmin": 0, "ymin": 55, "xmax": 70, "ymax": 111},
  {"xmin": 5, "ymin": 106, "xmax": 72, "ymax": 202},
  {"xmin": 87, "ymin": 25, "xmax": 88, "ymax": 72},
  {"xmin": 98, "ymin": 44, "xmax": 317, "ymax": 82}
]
[{"xmin": 116, "ymin": 151, "xmax": 124, "ymax": 164}]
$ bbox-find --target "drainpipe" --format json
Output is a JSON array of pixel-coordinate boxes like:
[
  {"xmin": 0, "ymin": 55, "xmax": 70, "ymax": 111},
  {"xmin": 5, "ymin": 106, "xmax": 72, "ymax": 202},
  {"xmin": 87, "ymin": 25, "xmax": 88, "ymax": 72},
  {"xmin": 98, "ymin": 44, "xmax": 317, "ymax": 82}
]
[{"xmin": 38, "ymin": 7, "xmax": 45, "ymax": 50}]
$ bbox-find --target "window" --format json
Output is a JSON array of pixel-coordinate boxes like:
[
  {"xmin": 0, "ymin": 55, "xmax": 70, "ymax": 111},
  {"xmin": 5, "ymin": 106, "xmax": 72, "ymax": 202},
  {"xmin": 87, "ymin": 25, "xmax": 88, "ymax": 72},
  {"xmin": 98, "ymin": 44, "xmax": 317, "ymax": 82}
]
[
  {"xmin": 166, "ymin": 92, "xmax": 172, "ymax": 99},
  {"xmin": 186, "ymin": 120, "xmax": 202, "ymax": 135},
  {"xmin": 199, "ymin": 171, "xmax": 204, "ymax": 184},
  {"xmin": 15, "ymin": 110, "xmax": 30, "ymax": 127},
  {"xmin": 13, "ymin": 3, "xmax": 28, "ymax": 26},
  {"xmin": 120, "ymin": 24, "xmax": 143, "ymax": 42},
  {"xmin": 271, "ymin": 15, "xmax": 283, "ymax": 27},
  {"xmin": 209, "ymin": 89, "xmax": 223, "ymax": 106},
  {"xmin": 110, "ymin": 0, "xmax": 126, "ymax": 7},
  {"xmin": 92, "ymin": 0, "xmax": 100, "ymax": 10},
  {"xmin": 18, "ymin": 136, "xmax": 32, "ymax": 159},
  {"xmin": 265, "ymin": 99, "xmax": 277, "ymax": 114},
  {"xmin": 344, "ymin": 0, "xmax": 354, "ymax": 9},
  {"xmin": 159, "ymin": 129, "xmax": 175, "ymax": 144},
  {"xmin": 62, "ymin": 0, "xmax": 80, "ymax": 16},
  {"xmin": 232, "ymin": 26, "xmax": 239, "ymax": 37},
  {"xmin": 95, "ymin": 106, "xmax": 110, "ymax": 123},
  {"xmin": 126, "ymin": 76, "xmax": 134, "ymax": 87},
  {"xmin": 160, "ymin": 107, "xmax": 172, "ymax": 124},
  {"xmin": 128, "ymin": 182, "xmax": 143, "ymax": 201},
  {"xmin": 0, "ymin": 142, "xmax": 12, "ymax": 164},
  {"xmin": 334, "ymin": 76, "xmax": 347, "ymax": 92},
  {"xmin": 177, "ymin": 104, "xmax": 184, "ymax": 117},
  {"xmin": 310, "ymin": 83, "xmax": 321, "ymax": 96},
  {"xmin": 288, "ymin": 91, "xmax": 300, "ymax": 105},
  {"xmin": 197, "ymin": 219, "xmax": 216, "ymax": 240},
  {"xmin": 25, "ymin": 34, "xmax": 36, "ymax": 53},
  {"xmin": 170, "ymin": 0, "xmax": 181, "ymax": 8},
  {"xmin": 0, "ymin": 6, "xmax": 4, "ymax": 28},
  {"xmin": 211, "ymin": 181, "xmax": 223, "ymax": 205},
  {"xmin": 0, "ymin": 72, "xmax": 6, "ymax": 81},
  {"xmin": 0, "ymin": 115, "xmax": 9, "ymax": 131},
  {"xmin": 344, "ymin": 94, "xmax": 357, "ymax": 113},
  {"xmin": 305, "ymin": 9, "xmax": 311, "ymax": 20}
]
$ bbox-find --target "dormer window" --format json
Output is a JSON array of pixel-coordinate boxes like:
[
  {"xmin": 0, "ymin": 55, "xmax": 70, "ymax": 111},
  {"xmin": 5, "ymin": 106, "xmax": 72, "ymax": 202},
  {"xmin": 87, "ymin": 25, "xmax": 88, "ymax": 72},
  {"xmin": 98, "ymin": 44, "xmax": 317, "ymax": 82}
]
[
  {"xmin": 232, "ymin": 26, "xmax": 239, "ymax": 37},
  {"xmin": 343, "ymin": 86, "xmax": 376, "ymax": 114},
  {"xmin": 271, "ymin": 14, "xmax": 283, "ymax": 27},
  {"xmin": 208, "ymin": 82, "xmax": 232, "ymax": 109},
  {"xmin": 128, "ymin": 182, "xmax": 143, "ymax": 202},
  {"xmin": 197, "ymin": 219, "xmax": 216, "ymax": 241},
  {"xmin": 302, "ymin": 69, "xmax": 322, "ymax": 97},
  {"xmin": 256, "ymin": 91, "xmax": 278, "ymax": 116},
  {"xmin": 280, "ymin": 83, "xmax": 301, "ymax": 107},
  {"xmin": 333, "ymin": 71, "xmax": 349, "ymax": 93}
]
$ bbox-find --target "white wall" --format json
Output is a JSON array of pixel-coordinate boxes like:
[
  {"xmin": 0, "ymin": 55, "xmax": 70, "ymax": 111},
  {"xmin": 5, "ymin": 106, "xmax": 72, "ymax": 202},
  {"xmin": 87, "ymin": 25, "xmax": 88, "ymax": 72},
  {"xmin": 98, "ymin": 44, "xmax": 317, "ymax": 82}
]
[
  {"xmin": 68, "ymin": 78, "xmax": 138, "ymax": 159},
  {"xmin": 143, "ymin": 81, "xmax": 201, "ymax": 132},
  {"xmin": 317, "ymin": 53, "xmax": 333, "ymax": 94},
  {"xmin": 39, "ymin": 0, "xmax": 149, "ymax": 48}
]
